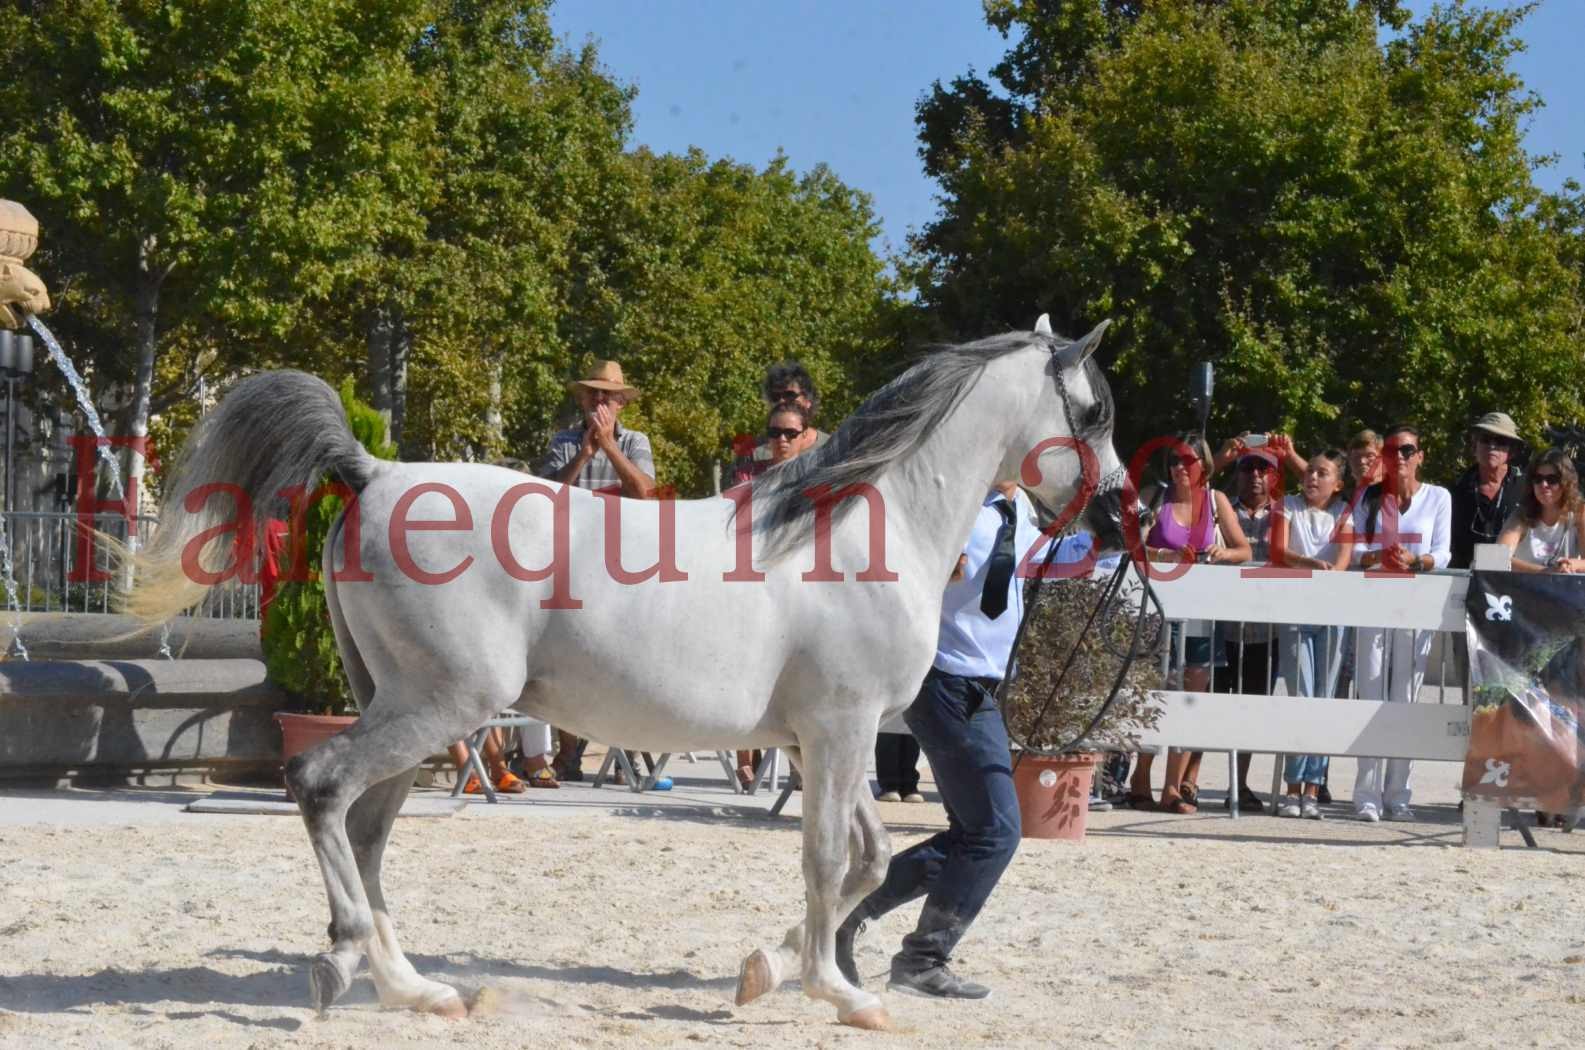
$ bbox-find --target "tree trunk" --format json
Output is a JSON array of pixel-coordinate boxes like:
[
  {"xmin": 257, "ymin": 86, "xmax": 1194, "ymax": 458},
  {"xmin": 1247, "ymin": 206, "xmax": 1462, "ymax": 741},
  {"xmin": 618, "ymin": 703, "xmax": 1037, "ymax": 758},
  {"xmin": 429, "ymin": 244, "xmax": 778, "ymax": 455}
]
[
  {"xmin": 485, "ymin": 354, "xmax": 504, "ymax": 452},
  {"xmin": 366, "ymin": 304, "xmax": 394, "ymax": 429},
  {"xmin": 389, "ymin": 308, "xmax": 409, "ymax": 452},
  {"xmin": 364, "ymin": 300, "xmax": 408, "ymax": 452}
]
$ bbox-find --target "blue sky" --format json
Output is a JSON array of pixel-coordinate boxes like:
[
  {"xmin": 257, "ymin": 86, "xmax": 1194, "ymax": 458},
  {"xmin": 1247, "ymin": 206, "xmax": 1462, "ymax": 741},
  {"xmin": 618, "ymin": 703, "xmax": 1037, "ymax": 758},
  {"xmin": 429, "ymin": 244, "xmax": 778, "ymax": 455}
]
[{"xmin": 549, "ymin": 1, "xmax": 1583, "ymax": 256}]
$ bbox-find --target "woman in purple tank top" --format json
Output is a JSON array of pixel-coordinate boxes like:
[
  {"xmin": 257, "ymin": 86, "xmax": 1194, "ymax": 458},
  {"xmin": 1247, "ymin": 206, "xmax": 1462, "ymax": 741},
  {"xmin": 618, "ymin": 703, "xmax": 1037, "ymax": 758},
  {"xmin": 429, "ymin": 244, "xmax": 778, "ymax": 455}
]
[{"xmin": 1128, "ymin": 433, "xmax": 1251, "ymax": 814}]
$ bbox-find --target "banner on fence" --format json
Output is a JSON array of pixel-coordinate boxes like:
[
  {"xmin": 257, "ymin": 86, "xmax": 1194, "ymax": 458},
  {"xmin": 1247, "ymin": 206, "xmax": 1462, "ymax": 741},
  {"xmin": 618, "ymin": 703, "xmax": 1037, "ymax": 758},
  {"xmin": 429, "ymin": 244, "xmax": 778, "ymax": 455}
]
[{"xmin": 1463, "ymin": 571, "xmax": 1585, "ymax": 811}]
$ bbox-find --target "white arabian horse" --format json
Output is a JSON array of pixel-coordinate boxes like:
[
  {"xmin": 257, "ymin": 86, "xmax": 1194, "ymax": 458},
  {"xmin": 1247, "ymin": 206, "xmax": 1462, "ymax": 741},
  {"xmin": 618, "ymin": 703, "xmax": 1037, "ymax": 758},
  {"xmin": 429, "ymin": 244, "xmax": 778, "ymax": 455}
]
[{"xmin": 129, "ymin": 315, "xmax": 1128, "ymax": 1029}]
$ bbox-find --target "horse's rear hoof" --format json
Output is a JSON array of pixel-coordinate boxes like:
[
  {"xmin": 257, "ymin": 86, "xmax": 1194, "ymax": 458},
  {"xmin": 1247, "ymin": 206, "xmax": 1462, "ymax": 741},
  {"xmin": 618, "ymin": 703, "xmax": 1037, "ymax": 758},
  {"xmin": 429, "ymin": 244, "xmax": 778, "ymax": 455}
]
[
  {"xmin": 419, "ymin": 991, "xmax": 467, "ymax": 1020},
  {"xmin": 735, "ymin": 949, "xmax": 774, "ymax": 1006},
  {"xmin": 841, "ymin": 1005, "xmax": 892, "ymax": 1031},
  {"xmin": 308, "ymin": 953, "xmax": 352, "ymax": 1017}
]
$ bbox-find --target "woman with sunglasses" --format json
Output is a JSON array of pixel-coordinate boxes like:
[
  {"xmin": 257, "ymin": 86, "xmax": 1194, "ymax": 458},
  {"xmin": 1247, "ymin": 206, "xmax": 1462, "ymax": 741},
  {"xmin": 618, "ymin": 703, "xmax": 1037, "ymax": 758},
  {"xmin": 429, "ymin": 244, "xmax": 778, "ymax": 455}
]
[
  {"xmin": 1350, "ymin": 424, "xmax": 1452, "ymax": 822},
  {"xmin": 731, "ymin": 403, "xmax": 812, "ymax": 485},
  {"xmin": 729, "ymin": 402, "xmax": 817, "ymax": 789},
  {"xmin": 1497, "ymin": 448, "xmax": 1585, "ymax": 573},
  {"xmin": 1129, "ymin": 433, "xmax": 1252, "ymax": 814}
]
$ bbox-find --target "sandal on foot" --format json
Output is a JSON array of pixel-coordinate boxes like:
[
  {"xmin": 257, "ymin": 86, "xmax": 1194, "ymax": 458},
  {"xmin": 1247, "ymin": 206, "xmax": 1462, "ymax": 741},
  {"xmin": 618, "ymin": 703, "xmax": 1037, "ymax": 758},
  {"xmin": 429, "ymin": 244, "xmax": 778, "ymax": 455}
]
[
  {"xmin": 737, "ymin": 765, "xmax": 756, "ymax": 790},
  {"xmin": 524, "ymin": 767, "xmax": 560, "ymax": 789},
  {"xmin": 1160, "ymin": 793, "xmax": 1197, "ymax": 815},
  {"xmin": 462, "ymin": 774, "xmax": 484, "ymax": 795},
  {"xmin": 1178, "ymin": 783, "xmax": 1199, "ymax": 807},
  {"xmin": 493, "ymin": 772, "xmax": 527, "ymax": 794},
  {"xmin": 1125, "ymin": 793, "xmax": 1157, "ymax": 811}
]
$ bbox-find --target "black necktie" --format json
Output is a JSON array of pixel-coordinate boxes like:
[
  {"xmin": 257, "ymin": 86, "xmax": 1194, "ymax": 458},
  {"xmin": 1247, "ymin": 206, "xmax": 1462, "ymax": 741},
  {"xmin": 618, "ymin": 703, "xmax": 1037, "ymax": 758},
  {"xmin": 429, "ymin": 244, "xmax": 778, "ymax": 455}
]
[{"xmin": 980, "ymin": 499, "xmax": 1017, "ymax": 620}]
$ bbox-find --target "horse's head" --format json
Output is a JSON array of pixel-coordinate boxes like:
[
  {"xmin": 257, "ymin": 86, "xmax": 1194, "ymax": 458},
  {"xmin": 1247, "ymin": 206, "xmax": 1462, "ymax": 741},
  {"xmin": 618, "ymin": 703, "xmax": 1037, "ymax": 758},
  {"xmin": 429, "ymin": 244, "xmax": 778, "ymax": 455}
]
[{"xmin": 1005, "ymin": 314, "xmax": 1141, "ymax": 553}]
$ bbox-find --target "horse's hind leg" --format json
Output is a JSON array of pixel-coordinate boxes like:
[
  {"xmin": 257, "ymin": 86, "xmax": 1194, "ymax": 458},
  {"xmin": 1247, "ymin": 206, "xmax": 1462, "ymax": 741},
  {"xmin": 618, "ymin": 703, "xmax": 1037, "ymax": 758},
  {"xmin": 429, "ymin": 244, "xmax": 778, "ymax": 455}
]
[
  {"xmin": 345, "ymin": 766, "xmax": 466, "ymax": 1016},
  {"xmin": 736, "ymin": 736, "xmax": 890, "ymax": 1028},
  {"xmin": 287, "ymin": 702, "xmax": 469, "ymax": 1018},
  {"xmin": 737, "ymin": 770, "xmax": 891, "ymax": 1009}
]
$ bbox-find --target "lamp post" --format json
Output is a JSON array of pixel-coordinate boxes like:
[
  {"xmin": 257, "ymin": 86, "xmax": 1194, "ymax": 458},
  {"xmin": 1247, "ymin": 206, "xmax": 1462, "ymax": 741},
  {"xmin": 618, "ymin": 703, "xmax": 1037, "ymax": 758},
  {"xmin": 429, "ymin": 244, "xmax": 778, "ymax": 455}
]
[{"xmin": 0, "ymin": 329, "xmax": 35, "ymax": 516}]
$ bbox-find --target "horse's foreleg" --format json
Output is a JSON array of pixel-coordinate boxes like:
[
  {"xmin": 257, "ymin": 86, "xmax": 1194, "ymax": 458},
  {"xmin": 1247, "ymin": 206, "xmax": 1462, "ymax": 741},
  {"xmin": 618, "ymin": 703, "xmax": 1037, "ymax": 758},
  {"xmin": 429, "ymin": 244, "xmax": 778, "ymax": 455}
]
[
  {"xmin": 737, "ymin": 794, "xmax": 892, "ymax": 1003},
  {"xmin": 346, "ymin": 766, "xmax": 466, "ymax": 1017},
  {"xmin": 287, "ymin": 709, "xmax": 466, "ymax": 1019}
]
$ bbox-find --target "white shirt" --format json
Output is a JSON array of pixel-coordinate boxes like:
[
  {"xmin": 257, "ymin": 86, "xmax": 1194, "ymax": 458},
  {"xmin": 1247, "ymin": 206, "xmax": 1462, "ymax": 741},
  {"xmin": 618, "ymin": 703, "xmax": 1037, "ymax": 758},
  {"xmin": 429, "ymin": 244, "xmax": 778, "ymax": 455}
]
[
  {"xmin": 1516, "ymin": 513, "xmax": 1578, "ymax": 565},
  {"xmin": 934, "ymin": 489, "xmax": 1044, "ymax": 679},
  {"xmin": 1281, "ymin": 494, "xmax": 1347, "ymax": 562},
  {"xmin": 1350, "ymin": 482, "xmax": 1452, "ymax": 569}
]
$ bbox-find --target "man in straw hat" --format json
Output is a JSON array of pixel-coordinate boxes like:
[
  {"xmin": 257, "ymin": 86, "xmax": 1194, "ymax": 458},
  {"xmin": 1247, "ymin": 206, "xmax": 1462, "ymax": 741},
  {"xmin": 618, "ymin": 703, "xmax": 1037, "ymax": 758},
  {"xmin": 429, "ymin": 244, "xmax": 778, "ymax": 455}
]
[
  {"xmin": 1450, "ymin": 411, "xmax": 1525, "ymax": 570},
  {"xmin": 538, "ymin": 360, "xmax": 656, "ymax": 500},
  {"xmin": 537, "ymin": 360, "xmax": 658, "ymax": 784}
]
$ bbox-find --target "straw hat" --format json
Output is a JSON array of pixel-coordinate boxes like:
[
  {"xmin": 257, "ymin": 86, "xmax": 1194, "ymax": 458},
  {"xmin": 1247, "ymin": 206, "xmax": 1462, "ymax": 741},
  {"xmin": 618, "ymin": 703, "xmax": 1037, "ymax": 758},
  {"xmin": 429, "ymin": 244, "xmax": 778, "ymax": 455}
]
[
  {"xmin": 1469, "ymin": 411, "xmax": 1519, "ymax": 442},
  {"xmin": 567, "ymin": 360, "xmax": 639, "ymax": 397}
]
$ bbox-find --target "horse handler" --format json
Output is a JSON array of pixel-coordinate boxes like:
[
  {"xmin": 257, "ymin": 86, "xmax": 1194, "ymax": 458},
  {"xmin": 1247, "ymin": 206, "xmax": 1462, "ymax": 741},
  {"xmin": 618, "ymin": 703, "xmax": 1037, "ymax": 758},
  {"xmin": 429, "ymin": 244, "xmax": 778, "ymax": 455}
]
[{"xmin": 836, "ymin": 479, "xmax": 1041, "ymax": 1000}]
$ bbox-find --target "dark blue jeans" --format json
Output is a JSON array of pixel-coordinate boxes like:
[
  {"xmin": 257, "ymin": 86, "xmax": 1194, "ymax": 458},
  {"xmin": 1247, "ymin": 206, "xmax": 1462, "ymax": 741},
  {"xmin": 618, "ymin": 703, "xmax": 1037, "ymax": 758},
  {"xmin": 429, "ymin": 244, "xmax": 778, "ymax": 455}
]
[{"xmin": 855, "ymin": 667, "xmax": 1021, "ymax": 972}]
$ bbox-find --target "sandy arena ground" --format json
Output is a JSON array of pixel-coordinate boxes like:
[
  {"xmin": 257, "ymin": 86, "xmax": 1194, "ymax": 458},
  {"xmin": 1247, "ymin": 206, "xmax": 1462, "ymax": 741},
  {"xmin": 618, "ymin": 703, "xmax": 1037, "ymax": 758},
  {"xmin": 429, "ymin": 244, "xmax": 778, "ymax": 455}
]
[{"xmin": 3, "ymin": 752, "xmax": 1585, "ymax": 1050}]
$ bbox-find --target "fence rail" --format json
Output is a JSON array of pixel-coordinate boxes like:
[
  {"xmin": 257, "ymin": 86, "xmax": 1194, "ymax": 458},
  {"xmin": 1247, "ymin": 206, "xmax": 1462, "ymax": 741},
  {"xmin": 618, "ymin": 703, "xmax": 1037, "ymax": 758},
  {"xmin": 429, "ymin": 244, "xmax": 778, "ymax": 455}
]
[
  {"xmin": 1132, "ymin": 563, "xmax": 1486, "ymax": 836},
  {"xmin": 0, "ymin": 510, "xmax": 258, "ymax": 620}
]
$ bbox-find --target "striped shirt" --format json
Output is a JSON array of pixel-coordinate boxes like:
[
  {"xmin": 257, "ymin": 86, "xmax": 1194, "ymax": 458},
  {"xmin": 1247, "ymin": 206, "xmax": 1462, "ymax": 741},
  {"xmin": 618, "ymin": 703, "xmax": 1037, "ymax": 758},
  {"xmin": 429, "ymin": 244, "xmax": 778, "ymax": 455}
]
[{"xmin": 537, "ymin": 423, "xmax": 655, "ymax": 494}]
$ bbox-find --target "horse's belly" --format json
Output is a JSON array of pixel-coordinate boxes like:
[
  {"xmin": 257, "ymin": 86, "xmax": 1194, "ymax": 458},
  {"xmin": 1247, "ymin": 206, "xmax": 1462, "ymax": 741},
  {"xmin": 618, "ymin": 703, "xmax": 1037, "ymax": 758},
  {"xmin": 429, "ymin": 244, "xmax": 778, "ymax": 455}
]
[{"xmin": 516, "ymin": 672, "xmax": 794, "ymax": 752}]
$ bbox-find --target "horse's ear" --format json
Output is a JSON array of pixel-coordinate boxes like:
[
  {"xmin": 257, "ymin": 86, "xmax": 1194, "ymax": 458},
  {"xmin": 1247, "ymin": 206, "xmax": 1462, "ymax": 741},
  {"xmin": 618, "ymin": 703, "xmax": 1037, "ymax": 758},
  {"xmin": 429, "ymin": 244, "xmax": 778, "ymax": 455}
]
[
  {"xmin": 1034, "ymin": 313, "xmax": 1053, "ymax": 336},
  {"xmin": 1055, "ymin": 319, "xmax": 1111, "ymax": 369}
]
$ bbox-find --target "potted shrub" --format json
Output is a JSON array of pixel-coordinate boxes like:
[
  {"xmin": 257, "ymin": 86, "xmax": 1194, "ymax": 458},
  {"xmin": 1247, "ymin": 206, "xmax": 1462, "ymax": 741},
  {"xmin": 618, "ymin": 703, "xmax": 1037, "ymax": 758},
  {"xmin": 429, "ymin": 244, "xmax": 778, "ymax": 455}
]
[
  {"xmin": 265, "ymin": 381, "xmax": 396, "ymax": 780},
  {"xmin": 1001, "ymin": 572, "xmax": 1164, "ymax": 840}
]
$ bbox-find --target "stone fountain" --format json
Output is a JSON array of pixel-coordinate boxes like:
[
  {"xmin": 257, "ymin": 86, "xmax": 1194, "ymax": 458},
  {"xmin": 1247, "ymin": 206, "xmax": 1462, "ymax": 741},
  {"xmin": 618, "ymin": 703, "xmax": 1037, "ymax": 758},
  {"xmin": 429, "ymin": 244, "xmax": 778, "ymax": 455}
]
[{"xmin": 0, "ymin": 199, "xmax": 50, "ymax": 327}]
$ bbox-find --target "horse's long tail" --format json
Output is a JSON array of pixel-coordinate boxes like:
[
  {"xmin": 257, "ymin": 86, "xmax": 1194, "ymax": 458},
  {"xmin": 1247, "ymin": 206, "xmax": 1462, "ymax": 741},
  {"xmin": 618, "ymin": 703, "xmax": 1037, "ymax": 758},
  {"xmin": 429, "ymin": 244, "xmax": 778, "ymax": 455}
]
[{"xmin": 126, "ymin": 370, "xmax": 381, "ymax": 624}]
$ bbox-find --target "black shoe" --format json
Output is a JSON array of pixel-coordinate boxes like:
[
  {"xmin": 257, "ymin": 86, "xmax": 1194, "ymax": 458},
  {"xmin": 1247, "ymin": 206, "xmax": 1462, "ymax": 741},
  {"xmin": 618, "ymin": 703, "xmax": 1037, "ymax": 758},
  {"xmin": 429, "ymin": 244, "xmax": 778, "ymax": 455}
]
[
  {"xmin": 1317, "ymin": 785, "xmax": 1333, "ymax": 805},
  {"xmin": 887, "ymin": 964, "xmax": 990, "ymax": 1000},
  {"xmin": 835, "ymin": 916, "xmax": 867, "ymax": 987}
]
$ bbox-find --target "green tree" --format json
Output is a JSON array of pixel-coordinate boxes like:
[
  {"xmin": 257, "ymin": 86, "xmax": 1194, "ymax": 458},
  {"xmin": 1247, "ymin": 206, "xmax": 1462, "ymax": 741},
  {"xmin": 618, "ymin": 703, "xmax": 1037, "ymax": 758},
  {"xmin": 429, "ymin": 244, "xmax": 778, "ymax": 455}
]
[
  {"xmin": 545, "ymin": 149, "xmax": 900, "ymax": 495},
  {"xmin": 912, "ymin": 0, "xmax": 1584, "ymax": 473},
  {"xmin": 0, "ymin": 0, "xmax": 430, "ymax": 497},
  {"xmin": 337, "ymin": 0, "xmax": 634, "ymax": 459}
]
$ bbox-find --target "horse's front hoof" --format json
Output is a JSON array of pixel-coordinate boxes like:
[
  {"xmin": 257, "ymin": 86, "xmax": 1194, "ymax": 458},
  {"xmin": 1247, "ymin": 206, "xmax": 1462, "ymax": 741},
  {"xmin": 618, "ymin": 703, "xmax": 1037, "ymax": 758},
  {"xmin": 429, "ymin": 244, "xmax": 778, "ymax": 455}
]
[
  {"xmin": 735, "ymin": 949, "xmax": 775, "ymax": 1006},
  {"xmin": 841, "ymin": 1005, "xmax": 892, "ymax": 1031}
]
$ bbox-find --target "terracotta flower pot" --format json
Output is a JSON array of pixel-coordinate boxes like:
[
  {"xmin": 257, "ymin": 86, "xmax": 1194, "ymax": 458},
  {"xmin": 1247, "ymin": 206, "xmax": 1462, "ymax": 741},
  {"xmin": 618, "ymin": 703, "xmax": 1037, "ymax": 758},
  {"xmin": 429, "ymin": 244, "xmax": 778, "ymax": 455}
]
[
  {"xmin": 1011, "ymin": 751, "xmax": 1098, "ymax": 841},
  {"xmin": 276, "ymin": 712, "xmax": 358, "ymax": 799}
]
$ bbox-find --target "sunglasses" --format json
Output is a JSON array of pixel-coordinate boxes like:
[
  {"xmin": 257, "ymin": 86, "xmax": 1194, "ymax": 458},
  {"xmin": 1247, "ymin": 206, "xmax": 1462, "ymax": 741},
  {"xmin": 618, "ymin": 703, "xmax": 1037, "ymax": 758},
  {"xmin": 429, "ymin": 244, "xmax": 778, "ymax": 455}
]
[
  {"xmin": 1237, "ymin": 459, "xmax": 1270, "ymax": 473},
  {"xmin": 770, "ymin": 389, "xmax": 805, "ymax": 403},
  {"xmin": 767, "ymin": 426, "xmax": 804, "ymax": 441},
  {"xmin": 1533, "ymin": 473, "xmax": 1563, "ymax": 488},
  {"xmin": 1475, "ymin": 434, "xmax": 1512, "ymax": 447},
  {"xmin": 1389, "ymin": 445, "xmax": 1419, "ymax": 459}
]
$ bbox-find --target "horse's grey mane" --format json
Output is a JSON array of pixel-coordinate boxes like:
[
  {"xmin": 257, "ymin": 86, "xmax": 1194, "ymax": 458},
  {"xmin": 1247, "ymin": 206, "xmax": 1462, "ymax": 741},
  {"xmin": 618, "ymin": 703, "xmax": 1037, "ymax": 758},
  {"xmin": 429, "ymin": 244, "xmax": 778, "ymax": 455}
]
[{"xmin": 748, "ymin": 329, "xmax": 1073, "ymax": 560}]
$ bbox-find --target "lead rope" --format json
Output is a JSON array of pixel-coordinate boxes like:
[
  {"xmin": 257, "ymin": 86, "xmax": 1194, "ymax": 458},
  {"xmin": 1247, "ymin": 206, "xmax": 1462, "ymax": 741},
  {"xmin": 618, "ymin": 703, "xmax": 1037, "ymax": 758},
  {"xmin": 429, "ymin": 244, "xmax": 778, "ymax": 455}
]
[{"xmin": 998, "ymin": 352, "xmax": 1165, "ymax": 761}]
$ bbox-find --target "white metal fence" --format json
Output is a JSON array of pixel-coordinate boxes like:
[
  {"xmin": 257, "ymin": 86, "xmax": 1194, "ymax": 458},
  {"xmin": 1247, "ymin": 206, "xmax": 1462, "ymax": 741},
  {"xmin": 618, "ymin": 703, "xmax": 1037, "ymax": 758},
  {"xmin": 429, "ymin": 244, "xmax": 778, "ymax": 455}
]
[
  {"xmin": 1138, "ymin": 564, "xmax": 1476, "ymax": 824},
  {"xmin": 0, "ymin": 511, "xmax": 258, "ymax": 619}
]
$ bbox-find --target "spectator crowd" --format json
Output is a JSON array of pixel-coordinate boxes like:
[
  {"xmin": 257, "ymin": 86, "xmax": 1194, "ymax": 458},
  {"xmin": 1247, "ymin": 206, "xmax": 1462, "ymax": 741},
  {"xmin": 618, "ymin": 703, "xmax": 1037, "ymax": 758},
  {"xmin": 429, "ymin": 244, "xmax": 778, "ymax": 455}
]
[{"xmin": 1124, "ymin": 409, "xmax": 1582, "ymax": 824}]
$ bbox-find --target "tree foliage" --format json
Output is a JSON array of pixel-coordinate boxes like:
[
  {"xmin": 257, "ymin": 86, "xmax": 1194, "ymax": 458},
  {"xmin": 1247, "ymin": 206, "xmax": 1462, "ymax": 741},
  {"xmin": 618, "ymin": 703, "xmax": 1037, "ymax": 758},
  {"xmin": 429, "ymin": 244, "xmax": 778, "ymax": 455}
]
[
  {"xmin": 548, "ymin": 149, "xmax": 899, "ymax": 495},
  {"xmin": 0, "ymin": 0, "xmax": 898, "ymax": 501},
  {"xmin": 0, "ymin": 0, "xmax": 431, "ymax": 487},
  {"xmin": 912, "ymin": 0, "xmax": 1585, "ymax": 474}
]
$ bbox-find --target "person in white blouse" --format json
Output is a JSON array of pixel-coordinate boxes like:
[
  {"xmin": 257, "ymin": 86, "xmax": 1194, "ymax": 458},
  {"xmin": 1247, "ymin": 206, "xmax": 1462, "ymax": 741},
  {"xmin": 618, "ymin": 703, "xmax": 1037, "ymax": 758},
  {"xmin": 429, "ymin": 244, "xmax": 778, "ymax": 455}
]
[
  {"xmin": 1496, "ymin": 447, "xmax": 1585, "ymax": 574},
  {"xmin": 1348, "ymin": 425, "xmax": 1451, "ymax": 822},
  {"xmin": 1268, "ymin": 450, "xmax": 1354, "ymax": 818}
]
